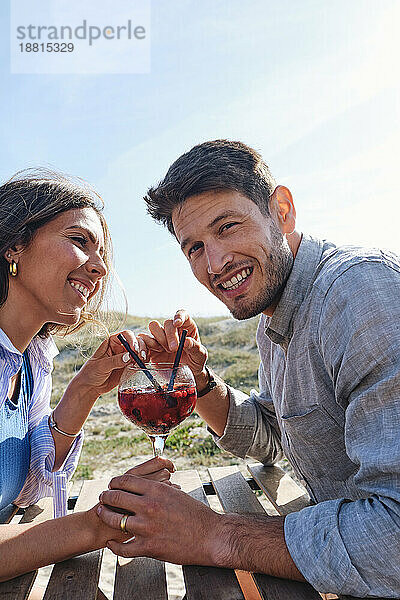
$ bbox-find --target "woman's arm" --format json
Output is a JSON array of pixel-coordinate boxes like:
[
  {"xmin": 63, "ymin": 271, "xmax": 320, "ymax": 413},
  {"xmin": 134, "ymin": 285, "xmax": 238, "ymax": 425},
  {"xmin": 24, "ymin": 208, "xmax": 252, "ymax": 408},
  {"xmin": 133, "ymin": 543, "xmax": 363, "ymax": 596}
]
[
  {"xmin": 3, "ymin": 458, "xmax": 174, "ymax": 582},
  {"xmin": 50, "ymin": 330, "xmax": 140, "ymax": 470},
  {"xmin": 0, "ymin": 506, "xmax": 124, "ymax": 582}
]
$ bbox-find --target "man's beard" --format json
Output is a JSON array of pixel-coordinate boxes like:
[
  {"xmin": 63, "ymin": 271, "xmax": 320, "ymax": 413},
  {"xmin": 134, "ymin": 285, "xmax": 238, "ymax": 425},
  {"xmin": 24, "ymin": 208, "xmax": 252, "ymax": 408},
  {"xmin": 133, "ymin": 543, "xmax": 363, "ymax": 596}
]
[{"xmin": 229, "ymin": 225, "xmax": 294, "ymax": 321}]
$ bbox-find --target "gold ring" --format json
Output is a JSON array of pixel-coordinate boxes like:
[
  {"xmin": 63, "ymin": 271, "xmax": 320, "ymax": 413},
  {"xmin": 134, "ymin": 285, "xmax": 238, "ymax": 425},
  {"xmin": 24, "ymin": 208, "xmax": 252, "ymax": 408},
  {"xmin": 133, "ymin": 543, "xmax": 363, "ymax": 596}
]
[{"xmin": 120, "ymin": 514, "xmax": 129, "ymax": 533}]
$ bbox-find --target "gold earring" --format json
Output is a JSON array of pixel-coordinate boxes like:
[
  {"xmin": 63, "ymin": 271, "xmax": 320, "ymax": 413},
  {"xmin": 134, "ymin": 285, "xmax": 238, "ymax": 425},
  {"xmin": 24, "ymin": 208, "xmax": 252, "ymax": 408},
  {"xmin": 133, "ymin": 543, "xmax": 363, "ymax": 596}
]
[{"xmin": 9, "ymin": 261, "xmax": 18, "ymax": 277}]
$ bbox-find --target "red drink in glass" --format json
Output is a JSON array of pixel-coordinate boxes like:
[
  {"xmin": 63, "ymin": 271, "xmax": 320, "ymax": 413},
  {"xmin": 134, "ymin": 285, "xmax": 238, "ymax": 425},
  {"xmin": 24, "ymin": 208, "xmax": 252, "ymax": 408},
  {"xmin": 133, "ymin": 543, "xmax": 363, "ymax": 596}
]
[
  {"xmin": 118, "ymin": 384, "xmax": 197, "ymax": 436},
  {"xmin": 118, "ymin": 363, "xmax": 197, "ymax": 456}
]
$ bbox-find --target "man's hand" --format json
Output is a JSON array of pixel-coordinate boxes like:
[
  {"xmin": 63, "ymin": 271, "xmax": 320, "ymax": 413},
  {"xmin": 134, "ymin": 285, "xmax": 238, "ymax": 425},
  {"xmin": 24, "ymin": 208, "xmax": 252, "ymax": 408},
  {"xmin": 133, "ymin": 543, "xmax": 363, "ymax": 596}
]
[
  {"xmin": 138, "ymin": 309, "xmax": 229, "ymax": 435},
  {"xmin": 95, "ymin": 474, "xmax": 304, "ymax": 582},
  {"xmin": 138, "ymin": 309, "xmax": 208, "ymax": 379},
  {"xmin": 96, "ymin": 475, "xmax": 222, "ymax": 564}
]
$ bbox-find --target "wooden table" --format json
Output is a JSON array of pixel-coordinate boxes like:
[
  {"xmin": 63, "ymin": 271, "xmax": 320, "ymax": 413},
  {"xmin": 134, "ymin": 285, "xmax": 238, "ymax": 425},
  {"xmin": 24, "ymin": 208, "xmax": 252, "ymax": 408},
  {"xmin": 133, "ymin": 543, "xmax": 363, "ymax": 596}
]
[{"xmin": 0, "ymin": 464, "xmax": 333, "ymax": 599}]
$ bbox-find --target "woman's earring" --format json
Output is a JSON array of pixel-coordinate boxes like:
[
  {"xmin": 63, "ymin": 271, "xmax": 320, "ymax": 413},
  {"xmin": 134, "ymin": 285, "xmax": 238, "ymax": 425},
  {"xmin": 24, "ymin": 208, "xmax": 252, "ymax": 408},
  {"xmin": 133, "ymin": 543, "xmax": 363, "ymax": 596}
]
[{"xmin": 9, "ymin": 261, "xmax": 18, "ymax": 277}]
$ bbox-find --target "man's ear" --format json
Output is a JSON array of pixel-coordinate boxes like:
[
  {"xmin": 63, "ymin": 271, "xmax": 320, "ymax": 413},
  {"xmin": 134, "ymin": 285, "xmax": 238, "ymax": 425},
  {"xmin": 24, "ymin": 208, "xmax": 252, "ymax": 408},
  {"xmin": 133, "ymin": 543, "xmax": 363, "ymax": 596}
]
[{"xmin": 268, "ymin": 185, "xmax": 296, "ymax": 235}]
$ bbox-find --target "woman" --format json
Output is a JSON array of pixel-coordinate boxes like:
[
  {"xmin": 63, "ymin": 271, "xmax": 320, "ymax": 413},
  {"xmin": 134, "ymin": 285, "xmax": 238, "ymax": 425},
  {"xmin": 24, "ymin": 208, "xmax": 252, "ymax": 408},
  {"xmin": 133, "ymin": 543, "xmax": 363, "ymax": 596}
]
[{"xmin": 0, "ymin": 169, "xmax": 173, "ymax": 583}]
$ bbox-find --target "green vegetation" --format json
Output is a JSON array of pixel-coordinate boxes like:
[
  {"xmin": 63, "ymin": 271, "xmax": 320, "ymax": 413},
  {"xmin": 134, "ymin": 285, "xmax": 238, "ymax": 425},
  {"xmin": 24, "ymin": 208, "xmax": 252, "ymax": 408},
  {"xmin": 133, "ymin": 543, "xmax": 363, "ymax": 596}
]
[{"xmin": 51, "ymin": 314, "xmax": 262, "ymax": 481}]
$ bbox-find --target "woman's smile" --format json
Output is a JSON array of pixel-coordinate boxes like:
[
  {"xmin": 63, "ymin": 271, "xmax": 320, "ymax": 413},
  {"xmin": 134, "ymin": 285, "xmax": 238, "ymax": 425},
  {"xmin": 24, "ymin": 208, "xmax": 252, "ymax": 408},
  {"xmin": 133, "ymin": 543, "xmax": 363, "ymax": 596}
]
[{"xmin": 68, "ymin": 278, "xmax": 94, "ymax": 302}]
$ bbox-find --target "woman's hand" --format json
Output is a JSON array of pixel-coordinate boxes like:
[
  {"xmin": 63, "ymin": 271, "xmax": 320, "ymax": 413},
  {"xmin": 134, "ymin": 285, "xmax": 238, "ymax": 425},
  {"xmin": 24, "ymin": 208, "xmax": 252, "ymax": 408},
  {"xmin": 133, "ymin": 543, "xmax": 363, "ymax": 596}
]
[
  {"xmin": 69, "ymin": 329, "xmax": 146, "ymax": 401},
  {"xmin": 138, "ymin": 310, "xmax": 208, "ymax": 377},
  {"xmin": 121, "ymin": 456, "xmax": 175, "ymax": 484}
]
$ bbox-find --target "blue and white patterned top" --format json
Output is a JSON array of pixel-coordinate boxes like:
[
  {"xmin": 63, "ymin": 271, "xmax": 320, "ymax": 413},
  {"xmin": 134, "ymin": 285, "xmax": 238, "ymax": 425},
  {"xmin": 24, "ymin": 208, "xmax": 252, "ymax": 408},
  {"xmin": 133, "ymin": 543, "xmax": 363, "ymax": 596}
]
[{"xmin": 0, "ymin": 328, "xmax": 83, "ymax": 517}]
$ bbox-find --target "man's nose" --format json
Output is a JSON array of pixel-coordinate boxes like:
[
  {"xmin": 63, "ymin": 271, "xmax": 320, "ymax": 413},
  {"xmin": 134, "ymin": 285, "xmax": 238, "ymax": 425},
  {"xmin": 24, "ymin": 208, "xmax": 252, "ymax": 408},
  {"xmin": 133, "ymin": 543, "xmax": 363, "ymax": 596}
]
[{"xmin": 205, "ymin": 245, "xmax": 233, "ymax": 275}]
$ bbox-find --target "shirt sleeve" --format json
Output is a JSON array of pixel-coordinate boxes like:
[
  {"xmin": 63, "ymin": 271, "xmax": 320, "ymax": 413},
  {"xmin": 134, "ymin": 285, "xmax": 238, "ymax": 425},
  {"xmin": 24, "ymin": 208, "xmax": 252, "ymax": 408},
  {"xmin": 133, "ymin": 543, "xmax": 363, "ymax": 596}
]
[
  {"xmin": 211, "ymin": 360, "xmax": 284, "ymax": 465},
  {"xmin": 14, "ymin": 370, "xmax": 83, "ymax": 518},
  {"xmin": 284, "ymin": 259, "xmax": 400, "ymax": 597}
]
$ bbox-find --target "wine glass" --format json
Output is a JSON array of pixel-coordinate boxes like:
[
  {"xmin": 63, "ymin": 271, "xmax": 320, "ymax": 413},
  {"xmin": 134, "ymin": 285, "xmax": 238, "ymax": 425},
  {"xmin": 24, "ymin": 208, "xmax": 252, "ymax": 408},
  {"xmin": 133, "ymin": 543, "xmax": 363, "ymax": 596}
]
[{"xmin": 118, "ymin": 363, "xmax": 197, "ymax": 456}]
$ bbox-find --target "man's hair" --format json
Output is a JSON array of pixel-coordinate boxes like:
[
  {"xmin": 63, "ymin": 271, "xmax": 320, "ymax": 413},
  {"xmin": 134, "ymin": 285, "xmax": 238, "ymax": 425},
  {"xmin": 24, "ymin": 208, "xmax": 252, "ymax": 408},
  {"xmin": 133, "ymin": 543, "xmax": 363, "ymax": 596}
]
[{"xmin": 144, "ymin": 139, "xmax": 277, "ymax": 235}]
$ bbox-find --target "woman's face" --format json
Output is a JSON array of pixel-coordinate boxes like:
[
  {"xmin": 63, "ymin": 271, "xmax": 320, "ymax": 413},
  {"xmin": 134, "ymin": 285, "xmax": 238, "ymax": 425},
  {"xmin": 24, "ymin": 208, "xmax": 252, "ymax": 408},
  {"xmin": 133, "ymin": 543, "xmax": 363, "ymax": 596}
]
[{"xmin": 9, "ymin": 207, "xmax": 107, "ymax": 327}]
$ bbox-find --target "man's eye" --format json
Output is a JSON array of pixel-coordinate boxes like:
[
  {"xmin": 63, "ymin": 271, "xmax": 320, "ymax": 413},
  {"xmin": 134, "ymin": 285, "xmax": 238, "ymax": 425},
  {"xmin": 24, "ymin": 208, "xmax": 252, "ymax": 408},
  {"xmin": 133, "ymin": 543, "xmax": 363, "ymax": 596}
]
[
  {"xmin": 220, "ymin": 222, "xmax": 239, "ymax": 233},
  {"xmin": 188, "ymin": 242, "xmax": 203, "ymax": 257}
]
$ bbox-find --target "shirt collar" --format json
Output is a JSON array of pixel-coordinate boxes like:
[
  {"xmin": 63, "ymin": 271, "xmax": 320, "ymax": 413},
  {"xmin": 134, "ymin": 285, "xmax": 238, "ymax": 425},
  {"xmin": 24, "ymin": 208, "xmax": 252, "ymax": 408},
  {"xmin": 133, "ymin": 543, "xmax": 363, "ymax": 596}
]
[
  {"xmin": 0, "ymin": 328, "xmax": 21, "ymax": 355},
  {"xmin": 28, "ymin": 335, "xmax": 59, "ymax": 373},
  {"xmin": 0, "ymin": 328, "xmax": 59, "ymax": 373},
  {"xmin": 265, "ymin": 234, "xmax": 324, "ymax": 349}
]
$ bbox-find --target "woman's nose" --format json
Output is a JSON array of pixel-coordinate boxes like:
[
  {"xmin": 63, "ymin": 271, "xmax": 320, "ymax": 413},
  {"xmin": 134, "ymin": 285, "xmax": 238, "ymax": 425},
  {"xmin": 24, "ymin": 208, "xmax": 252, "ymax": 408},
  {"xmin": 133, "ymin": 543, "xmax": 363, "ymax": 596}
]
[{"xmin": 87, "ymin": 253, "xmax": 107, "ymax": 278}]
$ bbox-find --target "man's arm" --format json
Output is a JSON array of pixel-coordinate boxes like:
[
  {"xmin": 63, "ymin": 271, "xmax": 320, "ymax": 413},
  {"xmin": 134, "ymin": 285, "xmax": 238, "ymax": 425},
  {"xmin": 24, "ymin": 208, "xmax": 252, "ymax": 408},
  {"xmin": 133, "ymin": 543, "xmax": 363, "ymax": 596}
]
[
  {"xmin": 283, "ymin": 259, "xmax": 400, "ymax": 597},
  {"xmin": 192, "ymin": 367, "xmax": 229, "ymax": 436},
  {"xmin": 97, "ymin": 474, "xmax": 304, "ymax": 581}
]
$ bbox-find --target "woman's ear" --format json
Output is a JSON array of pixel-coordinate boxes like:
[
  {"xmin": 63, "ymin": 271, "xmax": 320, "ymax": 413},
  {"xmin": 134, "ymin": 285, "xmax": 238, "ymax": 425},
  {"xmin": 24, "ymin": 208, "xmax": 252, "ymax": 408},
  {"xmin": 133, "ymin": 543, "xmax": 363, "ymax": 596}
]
[{"xmin": 4, "ymin": 244, "xmax": 24, "ymax": 264}]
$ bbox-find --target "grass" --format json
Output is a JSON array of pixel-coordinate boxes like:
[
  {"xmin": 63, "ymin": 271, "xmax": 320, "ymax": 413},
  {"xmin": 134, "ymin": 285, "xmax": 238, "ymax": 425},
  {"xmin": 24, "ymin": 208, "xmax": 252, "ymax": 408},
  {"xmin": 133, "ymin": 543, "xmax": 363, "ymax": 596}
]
[
  {"xmin": 84, "ymin": 433, "xmax": 148, "ymax": 454},
  {"xmin": 165, "ymin": 421, "xmax": 199, "ymax": 451},
  {"xmin": 73, "ymin": 464, "xmax": 94, "ymax": 480}
]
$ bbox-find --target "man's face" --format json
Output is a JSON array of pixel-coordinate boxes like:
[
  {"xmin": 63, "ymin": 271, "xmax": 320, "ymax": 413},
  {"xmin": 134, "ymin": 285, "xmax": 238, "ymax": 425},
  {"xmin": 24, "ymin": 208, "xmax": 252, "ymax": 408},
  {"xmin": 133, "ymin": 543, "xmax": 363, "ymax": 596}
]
[{"xmin": 172, "ymin": 190, "xmax": 294, "ymax": 320}]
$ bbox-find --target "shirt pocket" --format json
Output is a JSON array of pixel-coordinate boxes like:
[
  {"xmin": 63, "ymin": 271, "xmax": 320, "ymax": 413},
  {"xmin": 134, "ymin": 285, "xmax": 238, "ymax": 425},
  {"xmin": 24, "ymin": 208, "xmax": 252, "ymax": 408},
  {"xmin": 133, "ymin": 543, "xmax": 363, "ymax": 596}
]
[
  {"xmin": 280, "ymin": 405, "xmax": 345, "ymax": 477},
  {"xmin": 281, "ymin": 405, "xmax": 340, "ymax": 444}
]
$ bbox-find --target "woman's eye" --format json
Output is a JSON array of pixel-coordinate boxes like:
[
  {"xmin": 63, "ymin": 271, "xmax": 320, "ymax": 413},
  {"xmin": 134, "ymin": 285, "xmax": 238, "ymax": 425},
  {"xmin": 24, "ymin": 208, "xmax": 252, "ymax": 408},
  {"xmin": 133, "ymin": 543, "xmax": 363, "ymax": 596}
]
[
  {"xmin": 71, "ymin": 236, "xmax": 88, "ymax": 247},
  {"xmin": 188, "ymin": 242, "xmax": 203, "ymax": 258}
]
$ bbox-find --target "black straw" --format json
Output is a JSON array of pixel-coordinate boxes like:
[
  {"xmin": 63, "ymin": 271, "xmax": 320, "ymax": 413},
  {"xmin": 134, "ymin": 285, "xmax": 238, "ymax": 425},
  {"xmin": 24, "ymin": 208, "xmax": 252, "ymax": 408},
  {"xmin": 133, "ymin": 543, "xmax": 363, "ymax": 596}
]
[
  {"xmin": 167, "ymin": 329, "xmax": 187, "ymax": 392},
  {"xmin": 117, "ymin": 333, "xmax": 163, "ymax": 392}
]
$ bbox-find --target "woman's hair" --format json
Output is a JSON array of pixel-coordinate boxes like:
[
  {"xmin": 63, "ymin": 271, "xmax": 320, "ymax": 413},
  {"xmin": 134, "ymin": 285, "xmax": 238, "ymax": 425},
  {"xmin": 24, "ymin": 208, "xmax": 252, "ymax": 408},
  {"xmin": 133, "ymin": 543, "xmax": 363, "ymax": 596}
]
[{"xmin": 0, "ymin": 168, "xmax": 113, "ymax": 338}]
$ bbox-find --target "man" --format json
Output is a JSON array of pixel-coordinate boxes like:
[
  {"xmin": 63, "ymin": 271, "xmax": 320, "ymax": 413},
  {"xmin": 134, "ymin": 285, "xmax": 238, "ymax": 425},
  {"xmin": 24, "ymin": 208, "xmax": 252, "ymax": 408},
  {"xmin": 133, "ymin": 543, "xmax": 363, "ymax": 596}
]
[{"xmin": 97, "ymin": 140, "xmax": 400, "ymax": 598}]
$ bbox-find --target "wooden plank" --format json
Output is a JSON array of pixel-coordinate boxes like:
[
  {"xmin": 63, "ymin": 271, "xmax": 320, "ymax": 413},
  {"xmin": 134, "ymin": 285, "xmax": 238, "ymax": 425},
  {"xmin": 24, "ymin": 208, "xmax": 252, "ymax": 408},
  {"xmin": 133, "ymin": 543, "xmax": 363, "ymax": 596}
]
[
  {"xmin": 209, "ymin": 466, "xmax": 271, "ymax": 516},
  {"xmin": 248, "ymin": 464, "xmax": 311, "ymax": 516},
  {"xmin": 113, "ymin": 558, "xmax": 167, "ymax": 600},
  {"xmin": 19, "ymin": 498, "xmax": 54, "ymax": 524},
  {"xmin": 173, "ymin": 470, "xmax": 245, "ymax": 600},
  {"xmin": 43, "ymin": 480, "xmax": 108, "ymax": 600},
  {"xmin": 71, "ymin": 479, "xmax": 108, "ymax": 512},
  {"xmin": 209, "ymin": 466, "xmax": 321, "ymax": 600},
  {"xmin": 0, "ymin": 497, "xmax": 53, "ymax": 600},
  {"xmin": 0, "ymin": 504, "xmax": 19, "ymax": 524},
  {"xmin": 0, "ymin": 574, "xmax": 37, "ymax": 600},
  {"xmin": 235, "ymin": 571, "xmax": 264, "ymax": 600}
]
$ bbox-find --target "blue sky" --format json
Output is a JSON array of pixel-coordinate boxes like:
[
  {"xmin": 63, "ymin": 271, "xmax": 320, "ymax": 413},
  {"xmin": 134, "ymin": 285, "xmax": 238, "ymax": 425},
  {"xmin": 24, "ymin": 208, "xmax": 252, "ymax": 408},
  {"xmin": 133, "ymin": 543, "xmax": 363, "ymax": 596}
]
[{"xmin": 1, "ymin": 0, "xmax": 399, "ymax": 316}]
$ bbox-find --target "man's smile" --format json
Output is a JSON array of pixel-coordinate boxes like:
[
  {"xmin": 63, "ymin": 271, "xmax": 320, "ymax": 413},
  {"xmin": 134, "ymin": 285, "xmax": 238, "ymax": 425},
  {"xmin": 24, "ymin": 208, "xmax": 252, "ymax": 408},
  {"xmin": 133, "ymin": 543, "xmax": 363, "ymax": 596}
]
[{"xmin": 215, "ymin": 266, "xmax": 254, "ymax": 298}]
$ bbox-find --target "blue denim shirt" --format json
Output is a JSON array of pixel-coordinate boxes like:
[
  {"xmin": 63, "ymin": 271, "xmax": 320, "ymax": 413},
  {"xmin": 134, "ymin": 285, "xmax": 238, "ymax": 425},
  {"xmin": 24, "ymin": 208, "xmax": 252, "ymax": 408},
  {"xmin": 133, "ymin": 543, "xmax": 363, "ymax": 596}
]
[{"xmin": 215, "ymin": 234, "xmax": 400, "ymax": 597}]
